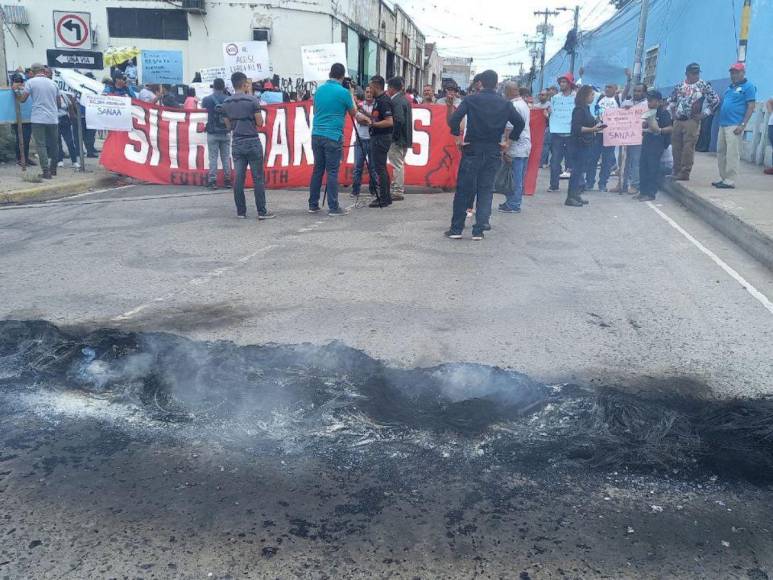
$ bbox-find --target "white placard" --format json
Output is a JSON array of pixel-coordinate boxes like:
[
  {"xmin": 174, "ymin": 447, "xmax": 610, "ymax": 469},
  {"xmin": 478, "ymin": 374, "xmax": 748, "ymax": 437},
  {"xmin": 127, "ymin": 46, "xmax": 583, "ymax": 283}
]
[
  {"xmin": 222, "ymin": 41, "xmax": 271, "ymax": 79},
  {"xmin": 85, "ymin": 94, "xmax": 133, "ymax": 131},
  {"xmin": 199, "ymin": 66, "xmax": 233, "ymax": 91},
  {"xmin": 301, "ymin": 43, "xmax": 347, "ymax": 82}
]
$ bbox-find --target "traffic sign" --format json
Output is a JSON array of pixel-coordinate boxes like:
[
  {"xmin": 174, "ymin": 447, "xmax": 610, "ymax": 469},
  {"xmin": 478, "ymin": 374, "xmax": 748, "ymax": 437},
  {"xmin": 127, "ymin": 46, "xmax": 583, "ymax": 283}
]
[
  {"xmin": 47, "ymin": 49, "xmax": 103, "ymax": 70},
  {"xmin": 53, "ymin": 11, "xmax": 91, "ymax": 49}
]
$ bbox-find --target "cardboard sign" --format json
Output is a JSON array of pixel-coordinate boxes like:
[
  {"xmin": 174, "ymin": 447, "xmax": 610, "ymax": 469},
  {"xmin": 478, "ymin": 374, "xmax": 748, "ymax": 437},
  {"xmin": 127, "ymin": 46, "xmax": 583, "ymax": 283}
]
[
  {"xmin": 141, "ymin": 50, "xmax": 183, "ymax": 85},
  {"xmin": 549, "ymin": 93, "xmax": 574, "ymax": 134},
  {"xmin": 223, "ymin": 41, "xmax": 271, "ymax": 79},
  {"xmin": 85, "ymin": 94, "xmax": 133, "ymax": 131},
  {"xmin": 603, "ymin": 107, "xmax": 643, "ymax": 146},
  {"xmin": 301, "ymin": 43, "xmax": 347, "ymax": 82}
]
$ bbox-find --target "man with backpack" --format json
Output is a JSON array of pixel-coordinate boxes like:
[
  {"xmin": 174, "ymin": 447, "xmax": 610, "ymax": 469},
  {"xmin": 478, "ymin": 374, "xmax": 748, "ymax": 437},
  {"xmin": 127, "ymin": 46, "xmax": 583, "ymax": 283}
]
[{"xmin": 202, "ymin": 78, "xmax": 232, "ymax": 189}]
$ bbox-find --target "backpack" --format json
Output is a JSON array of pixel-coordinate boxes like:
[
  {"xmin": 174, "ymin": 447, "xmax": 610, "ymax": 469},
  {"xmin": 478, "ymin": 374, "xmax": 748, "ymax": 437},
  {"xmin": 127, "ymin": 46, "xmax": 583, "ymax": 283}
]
[{"xmin": 205, "ymin": 93, "xmax": 229, "ymax": 134}]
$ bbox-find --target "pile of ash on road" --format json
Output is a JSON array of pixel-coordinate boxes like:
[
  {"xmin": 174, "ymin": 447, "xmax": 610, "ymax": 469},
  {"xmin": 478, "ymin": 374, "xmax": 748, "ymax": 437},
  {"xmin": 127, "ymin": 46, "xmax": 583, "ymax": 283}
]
[{"xmin": 2, "ymin": 319, "xmax": 772, "ymax": 483}]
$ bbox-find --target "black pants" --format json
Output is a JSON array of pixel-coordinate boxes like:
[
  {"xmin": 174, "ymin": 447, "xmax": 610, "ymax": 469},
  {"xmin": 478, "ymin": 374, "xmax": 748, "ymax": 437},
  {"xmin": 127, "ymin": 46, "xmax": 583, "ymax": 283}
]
[
  {"xmin": 450, "ymin": 143, "xmax": 500, "ymax": 235},
  {"xmin": 12, "ymin": 123, "xmax": 32, "ymax": 162},
  {"xmin": 549, "ymin": 134, "xmax": 572, "ymax": 189},
  {"xmin": 58, "ymin": 116, "xmax": 79, "ymax": 163},
  {"xmin": 370, "ymin": 133, "xmax": 392, "ymax": 204},
  {"xmin": 639, "ymin": 138, "xmax": 665, "ymax": 197},
  {"xmin": 80, "ymin": 117, "xmax": 97, "ymax": 155}
]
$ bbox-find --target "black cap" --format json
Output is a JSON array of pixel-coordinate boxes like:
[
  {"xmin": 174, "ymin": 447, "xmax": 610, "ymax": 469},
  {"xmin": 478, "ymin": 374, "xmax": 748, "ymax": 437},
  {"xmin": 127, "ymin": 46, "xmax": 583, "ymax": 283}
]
[
  {"xmin": 686, "ymin": 62, "xmax": 701, "ymax": 73},
  {"xmin": 646, "ymin": 89, "xmax": 663, "ymax": 100}
]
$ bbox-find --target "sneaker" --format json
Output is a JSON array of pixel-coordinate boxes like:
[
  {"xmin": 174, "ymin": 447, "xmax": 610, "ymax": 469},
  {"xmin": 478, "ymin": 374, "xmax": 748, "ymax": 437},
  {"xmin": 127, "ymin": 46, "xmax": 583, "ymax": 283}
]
[
  {"xmin": 498, "ymin": 204, "xmax": 520, "ymax": 214},
  {"xmin": 57, "ymin": 161, "xmax": 64, "ymax": 167},
  {"xmin": 72, "ymin": 162, "xmax": 80, "ymax": 169},
  {"xmin": 471, "ymin": 232, "xmax": 484, "ymax": 241},
  {"xmin": 565, "ymin": 197, "xmax": 584, "ymax": 207},
  {"xmin": 636, "ymin": 194, "xmax": 656, "ymax": 202},
  {"xmin": 599, "ymin": 187, "xmax": 608, "ymax": 192},
  {"xmin": 714, "ymin": 182, "xmax": 735, "ymax": 189},
  {"xmin": 237, "ymin": 214, "xmax": 247, "ymax": 219},
  {"xmin": 547, "ymin": 187, "xmax": 560, "ymax": 193},
  {"xmin": 223, "ymin": 180, "xmax": 232, "ymax": 189},
  {"xmin": 444, "ymin": 230, "xmax": 463, "ymax": 240},
  {"xmin": 369, "ymin": 199, "xmax": 387, "ymax": 208},
  {"xmin": 86, "ymin": 153, "xmax": 99, "ymax": 159},
  {"xmin": 711, "ymin": 181, "xmax": 724, "ymax": 187},
  {"xmin": 308, "ymin": 206, "xmax": 322, "ymax": 213},
  {"xmin": 560, "ymin": 171, "xmax": 571, "ymax": 179},
  {"xmin": 391, "ymin": 193, "xmax": 405, "ymax": 201},
  {"xmin": 327, "ymin": 207, "xmax": 349, "ymax": 216},
  {"xmin": 258, "ymin": 212, "xmax": 276, "ymax": 220}
]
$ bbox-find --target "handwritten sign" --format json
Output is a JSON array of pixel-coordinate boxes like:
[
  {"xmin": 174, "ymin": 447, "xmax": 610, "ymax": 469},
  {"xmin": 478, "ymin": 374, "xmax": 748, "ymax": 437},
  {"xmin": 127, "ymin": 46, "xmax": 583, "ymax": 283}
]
[
  {"xmin": 301, "ymin": 43, "xmax": 347, "ymax": 82},
  {"xmin": 603, "ymin": 107, "xmax": 643, "ymax": 146},
  {"xmin": 223, "ymin": 41, "xmax": 271, "ymax": 79},
  {"xmin": 549, "ymin": 93, "xmax": 574, "ymax": 134},
  {"xmin": 141, "ymin": 50, "xmax": 183, "ymax": 85},
  {"xmin": 84, "ymin": 94, "xmax": 133, "ymax": 131}
]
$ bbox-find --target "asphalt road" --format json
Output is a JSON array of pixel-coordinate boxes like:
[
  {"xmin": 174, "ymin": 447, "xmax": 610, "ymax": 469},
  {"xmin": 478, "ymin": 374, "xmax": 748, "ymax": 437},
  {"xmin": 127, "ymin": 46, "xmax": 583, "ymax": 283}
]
[{"xmin": 1, "ymin": 179, "xmax": 773, "ymax": 579}]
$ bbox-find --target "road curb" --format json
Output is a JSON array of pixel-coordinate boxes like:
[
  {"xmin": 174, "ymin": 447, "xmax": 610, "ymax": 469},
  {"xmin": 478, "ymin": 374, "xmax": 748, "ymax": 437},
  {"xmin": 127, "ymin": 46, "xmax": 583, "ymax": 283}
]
[
  {"xmin": 664, "ymin": 179, "xmax": 773, "ymax": 272},
  {"xmin": 0, "ymin": 174, "xmax": 120, "ymax": 204}
]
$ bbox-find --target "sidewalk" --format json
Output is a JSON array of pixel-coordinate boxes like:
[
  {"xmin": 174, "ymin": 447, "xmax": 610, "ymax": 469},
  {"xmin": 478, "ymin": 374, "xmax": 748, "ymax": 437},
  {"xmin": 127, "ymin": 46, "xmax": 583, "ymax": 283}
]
[
  {"xmin": 664, "ymin": 152, "xmax": 773, "ymax": 271},
  {"xmin": 0, "ymin": 156, "xmax": 122, "ymax": 204}
]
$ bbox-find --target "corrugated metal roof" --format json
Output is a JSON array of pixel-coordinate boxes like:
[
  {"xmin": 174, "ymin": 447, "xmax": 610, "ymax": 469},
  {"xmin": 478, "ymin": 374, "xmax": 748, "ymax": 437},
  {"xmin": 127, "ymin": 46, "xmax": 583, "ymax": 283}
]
[{"xmin": 2, "ymin": 5, "xmax": 29, "ymax": 25}]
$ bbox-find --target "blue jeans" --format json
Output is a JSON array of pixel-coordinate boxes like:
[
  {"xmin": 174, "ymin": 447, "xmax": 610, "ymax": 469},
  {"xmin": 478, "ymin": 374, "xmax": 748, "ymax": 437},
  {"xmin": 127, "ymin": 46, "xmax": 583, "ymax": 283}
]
[
  {"xmin": 622, "ymin": 145, "xmax": 642, "ymax": 191},
  {"xmin": 352, "ymin": 137, "xmax": 372, "ymax": 196},
  {"xmin": 309, "ymin": 135, "xmax": 343, "ymax": 210},
  {"xmin": 451, "ymin": 143, "xmax": 500, "ymax": 235},
  {"xmin": 568, "ymin": 142, "xmax": 593, "ymax": 197},
  {"xmin": 549, "ymin": 134, "xmax": 572, "ymax": 189},
  {"xmin": 586, "ymin": 134, "xmax": 616, "ymax": 189},
  {"xmin": 540, "ymin": 128, "xmax": 551, "ymax": 166},
  {"xmin": 503, "ymin": 156, "xmax": 528, "ymax": 210},
  {"xmin": 232, "ymin": 139, "xmax": 267, "ymax": 216}
]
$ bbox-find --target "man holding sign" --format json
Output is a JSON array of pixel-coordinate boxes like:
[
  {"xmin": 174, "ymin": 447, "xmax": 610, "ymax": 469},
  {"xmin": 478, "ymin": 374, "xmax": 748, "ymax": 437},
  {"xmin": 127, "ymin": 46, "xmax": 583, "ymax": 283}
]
[{"xmin": 547, "ymin": 73, "xmax": 576, "ymax": 193}]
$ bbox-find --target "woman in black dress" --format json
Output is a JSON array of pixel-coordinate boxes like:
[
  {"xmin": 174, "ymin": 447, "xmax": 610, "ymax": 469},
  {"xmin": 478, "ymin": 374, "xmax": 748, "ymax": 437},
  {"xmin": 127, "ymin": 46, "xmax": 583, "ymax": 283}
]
[{"xmin": 567, "ymin": 85, "xmax": 604, "ymax": 207}]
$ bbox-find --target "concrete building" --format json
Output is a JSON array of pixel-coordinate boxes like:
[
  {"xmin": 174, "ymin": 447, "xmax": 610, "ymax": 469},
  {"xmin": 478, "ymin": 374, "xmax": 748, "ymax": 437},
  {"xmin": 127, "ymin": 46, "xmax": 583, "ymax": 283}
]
[
  {"xmin": 537, "ymin": 0, "xmax": 773, "ymax": 165},
  {"xmin": 423, "ymin": 42, "xmax": 442, "ymax": 93},
  {"xmin": 441, "ymin": 56, "xmax": 473, "ymax": 90},
  {"xmin": 1, "ymin": 0, "xmax": 426, "ymax": 91}
]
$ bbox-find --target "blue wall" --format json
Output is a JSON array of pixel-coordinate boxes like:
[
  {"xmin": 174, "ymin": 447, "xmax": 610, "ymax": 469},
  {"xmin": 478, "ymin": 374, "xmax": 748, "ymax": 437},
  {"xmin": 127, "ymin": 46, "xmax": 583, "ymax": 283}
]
[{"xmin": 537, "ymin": 0, "xmax": 772, "ymax": 99}]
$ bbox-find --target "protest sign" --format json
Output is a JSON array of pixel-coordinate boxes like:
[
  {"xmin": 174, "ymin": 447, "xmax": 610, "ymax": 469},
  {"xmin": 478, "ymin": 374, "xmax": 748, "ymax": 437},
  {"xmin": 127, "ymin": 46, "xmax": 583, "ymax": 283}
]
[
  {"xmin": 223, "ymin": 41, "xmax": 270, "ymax": 78},
  {"xmin": 301, "ymin": 43, "xmax": 347, "ymax": 82},
  {"xmin": 603, "ymin": 107, "xmax": 644, "ymax": 146},
  {"xmin": 549, "ymin": 93, "xmax": 574, "ymax": 134},
  {"xmin": 190, "ymin": 82, "xmax": 213, "ymax": 101},
  {"xmin": 199, "ymin": 66, "xmax": 233, "ymax": 91},
  {"xmin": 141, "ymin": 50, "xmax": 183, "ymax": 84},
  {"xmin": 85, "ymin": 94, "xmax": 133, "ymax": 131}
]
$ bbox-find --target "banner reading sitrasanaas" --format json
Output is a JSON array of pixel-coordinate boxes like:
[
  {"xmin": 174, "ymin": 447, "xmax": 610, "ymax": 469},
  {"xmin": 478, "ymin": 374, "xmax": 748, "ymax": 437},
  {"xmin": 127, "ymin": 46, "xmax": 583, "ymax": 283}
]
[
  {"xmin": 223, "ymin": 41, "xmax": 270, "ymax": 79},
  {"xmin": 85, "ymin": 94, "xmax": 133, "ymax": 131},
  {"xmin": 603, "ymin": 107, "xmax": 643, "ymax": 147},
  {"xmin": 301, "ymin": 43, "xmax": 347, "ymax": 82}
]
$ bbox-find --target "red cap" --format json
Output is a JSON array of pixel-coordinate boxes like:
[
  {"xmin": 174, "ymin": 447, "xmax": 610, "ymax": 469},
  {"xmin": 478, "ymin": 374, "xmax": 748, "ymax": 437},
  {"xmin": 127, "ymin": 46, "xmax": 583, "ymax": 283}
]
[
  {"xmin": 729, "ymin": 62, "xmax": 746, "ymax": 72},
  {"xmin": 558, "ymin": 72, "xmax": 575, "ymax": 85},
  {"xmin": 263, "ymin": 81, "xmax": 275, "ymax": 89}
]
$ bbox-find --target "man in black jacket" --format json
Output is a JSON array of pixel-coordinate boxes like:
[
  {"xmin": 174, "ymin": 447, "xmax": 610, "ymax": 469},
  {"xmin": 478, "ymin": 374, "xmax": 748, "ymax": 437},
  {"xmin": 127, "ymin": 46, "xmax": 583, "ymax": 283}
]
[
  {"xmin": 387, "ymin": 77, "xmax": 413, "ymax": 202},
  {"xmin": 447, "ymin": 69, "xmax": 525, "ymax": 240}
]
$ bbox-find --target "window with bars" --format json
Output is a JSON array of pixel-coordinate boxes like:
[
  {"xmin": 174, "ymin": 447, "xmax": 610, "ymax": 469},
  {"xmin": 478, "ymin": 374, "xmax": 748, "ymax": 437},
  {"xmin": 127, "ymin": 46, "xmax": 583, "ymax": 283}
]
[{"xmin": 107, "ymin": 8, "xmax": 188, "ymax": 40}]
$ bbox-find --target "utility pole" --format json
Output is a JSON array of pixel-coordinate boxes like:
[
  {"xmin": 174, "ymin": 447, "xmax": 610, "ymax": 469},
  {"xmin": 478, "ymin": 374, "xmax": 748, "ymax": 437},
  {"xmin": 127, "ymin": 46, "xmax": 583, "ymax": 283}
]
[
  {"xmin": 534, "ymin": 9, "xmax": 559, "ymax": 91},
  {"xmin": 738, "ymin": 0, "xmax": 751, "ymax": 62},
  {"xmin": 525, "ymin": 39, "xmax": 542, "ymax": 88},
  {"xmin": 568, "ymin": 5, "xmax": 581, "ymax": 76},
  {"xmin": 632, "ymin": 0, "xmax": 650, "ymax": 83},
  {"xmin": 0, "ymin": 8, "xmax": 8, "ymax": 87}
]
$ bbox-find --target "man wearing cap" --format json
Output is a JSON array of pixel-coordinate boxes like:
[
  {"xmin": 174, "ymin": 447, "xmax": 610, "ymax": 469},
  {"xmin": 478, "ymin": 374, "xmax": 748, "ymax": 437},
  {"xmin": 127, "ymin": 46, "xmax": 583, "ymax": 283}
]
[
  {"xmin": 103, "ymin": 74, "xmax": 138, "ymax": 98},
  {"xmin": 667, "ymin": 63, "xmax": 719, "ymax": 181},
  {"xmin": 14, "ymin": 63, "xmax": 60, "ymax": 179},
  {"xmin": 547, "ymin": 73, "xmax": 576, "ymax": 192},
  {"xmin": 713, "ymin": 63, "xmax": 756, "ymax": 189}
]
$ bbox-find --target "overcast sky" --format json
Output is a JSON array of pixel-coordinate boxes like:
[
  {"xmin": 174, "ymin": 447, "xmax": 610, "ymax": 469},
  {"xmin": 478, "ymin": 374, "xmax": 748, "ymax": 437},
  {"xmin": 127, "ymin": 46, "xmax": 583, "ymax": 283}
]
[{"xmin": 395, "ymin": 0, "xmax": 616, "ymax": 76}]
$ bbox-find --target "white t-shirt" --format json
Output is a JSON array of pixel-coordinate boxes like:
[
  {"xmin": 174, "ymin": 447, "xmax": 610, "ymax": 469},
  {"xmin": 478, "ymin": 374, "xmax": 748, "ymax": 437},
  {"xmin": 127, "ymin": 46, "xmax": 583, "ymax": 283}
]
[
  {"xmin": 507, "ymin": 98, "xmax": 532, "ymax": 158},
  {"xmin": 355, "ymin": 101, "xmax": 374, "ymax": 140},
  {"xmin": 596, "ymin": 95, "xmax": 619, "ymax": 117}
]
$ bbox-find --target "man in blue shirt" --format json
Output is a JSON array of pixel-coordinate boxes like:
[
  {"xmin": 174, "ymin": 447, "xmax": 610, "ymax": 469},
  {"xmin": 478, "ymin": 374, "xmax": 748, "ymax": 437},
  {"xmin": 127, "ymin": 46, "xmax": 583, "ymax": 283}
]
[
  {"xmin": 714, "ymin": 63, "xmax": 756, "ymax": 189},
  {"xmin": 103, "ymin": 74, "xmax": 137, "ymax": 98},
  {"xmin": 309, "ymin": 63, "xmax": 356, "ymax": 215}
]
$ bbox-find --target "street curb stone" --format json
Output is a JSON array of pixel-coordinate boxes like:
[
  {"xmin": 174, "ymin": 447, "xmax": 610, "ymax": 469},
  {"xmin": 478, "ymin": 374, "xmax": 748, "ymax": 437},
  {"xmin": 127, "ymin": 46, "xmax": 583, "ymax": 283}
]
[
  {"xmin": 0, "ymin": 174, "xmax": 119, "ymax": 204},
  {"xmin": 664, "ymin": 179, "xmax": 773, "ymax": 272}
]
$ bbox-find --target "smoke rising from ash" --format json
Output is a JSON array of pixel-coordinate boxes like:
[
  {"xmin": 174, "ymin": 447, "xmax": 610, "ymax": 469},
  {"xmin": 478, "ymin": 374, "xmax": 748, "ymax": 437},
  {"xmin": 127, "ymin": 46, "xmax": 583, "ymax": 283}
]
[{"xmin": 2, "ymin": 320, "xmax": 773, "ymax": 483}]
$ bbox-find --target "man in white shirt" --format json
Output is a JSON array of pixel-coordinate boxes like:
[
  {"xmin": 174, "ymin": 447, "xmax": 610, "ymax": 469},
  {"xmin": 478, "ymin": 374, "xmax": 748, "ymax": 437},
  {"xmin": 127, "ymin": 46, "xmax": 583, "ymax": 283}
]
[
  {"xmin": 586, "ymin": 83, "xmax": 619, "ymax": 191},
  {"xmin": 14, "ymin": 63, "xmax": 60, "ymax": 179},
  {"xmin": 499, "ymin": 82, "xmax": 531, "ymax": 213}
]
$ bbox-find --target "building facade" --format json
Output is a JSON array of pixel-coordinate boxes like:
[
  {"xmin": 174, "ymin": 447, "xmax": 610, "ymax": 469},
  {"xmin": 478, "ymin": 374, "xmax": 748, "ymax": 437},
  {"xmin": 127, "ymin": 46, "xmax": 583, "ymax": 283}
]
[
  {"xmin": 537, "ymin": 0, "xmax": 773, "ymax": 164},
  {"xmin": 423, "ymin": 42, "xmax": 442, "ymax": 93},
  {"xmin": 1, "ymin": 0, "xmax": 426, "ymax": 91},
  {"xmin": 441, "ymin": 56, "xmax": 473, "ymax": 90}
]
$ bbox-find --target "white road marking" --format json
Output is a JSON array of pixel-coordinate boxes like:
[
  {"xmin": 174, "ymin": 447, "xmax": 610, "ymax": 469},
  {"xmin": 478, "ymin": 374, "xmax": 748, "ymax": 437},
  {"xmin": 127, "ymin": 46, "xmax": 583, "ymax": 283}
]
[
  {"xmin": 54, "ymin": 184, "xmax": 136, "ymax": 201},
  {"xmin": 111, "ymin": 245, "xmax": 277, "ymax": 321},
  {"xmin": 647, "ymin": 201, "xmax": 773, "ymax": 315}
]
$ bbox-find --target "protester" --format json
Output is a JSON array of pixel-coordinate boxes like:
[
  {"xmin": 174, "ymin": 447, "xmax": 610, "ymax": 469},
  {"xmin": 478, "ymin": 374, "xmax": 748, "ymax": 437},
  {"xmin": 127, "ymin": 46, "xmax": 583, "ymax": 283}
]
[
  {"xmin": 9, "ymin": 72, "xmax": 34, "ymax": 166},
  {"xmin": 201, "ymin": 78, "xmax": 232, "ymax": 189},
  {"xmin": 534, "ymin": 90, "xmax": 551, "ymax": 168},
  {"xmin": 387, "ymin": 77, "xmax": 412, "ymax": 202},
  {"xmin": 405, "ymin": 87, "xmax": 419, "ymax": 104},
  {"xmin": 446, "ymin": 70, "xmax": 525, "ymax": 240},
  {"xmin": 567, "ymin": 85, "xmax": 604, "ymax": 207},
  {"xmin": 667, "ymin": 63, "xmax": 719, "ymax": 181},
  {"xmin": 364, "ymin": 75, "xmax": 394, "ymax": 207},
  {"xmin": 103, "ymin": 73, "xmax": 137, "ymax": 98},
  {"xmin": 713, "ymin": 63, "xmax": 756, "ymax": 190},
  {"xmin": 222, "ymin": 71, "xmax": 273, "ymax": 220},
  {"xmin": 422, "ymin": 85, "xmax": 435, "ymax": 104},
  {"xmin": 308, "ymin": 63, "xmax": 356, "ymax": 215},
  {"xmin": 82, "ymin": 72, "xmax": 99, "ymax": 157},
  {"xmin": 124, "ymin": 60, "xmax": 138, "ymax": 86},
  {"xmin": 620, "ymin": 75, "xmax": 648, "ymax": 194},
  {"xmin": 351, "ymin": 86, "xmax": 375, "ymax": 198},
  {"xmin": 636, "ymin": 90, "xmax": 673, "ymax": 202},
  {"xmin": 548, "ymin": 73, "xmax": 576, "ymax": 192},
  {"xmin": 183, "ymin": 87, "xmax": 198, "ymax": 110},
  {"xmin": 57, "ymin": 93, "xmax": 80, "ymax": 169},
  {"xmin": 138, "ymin": 84, "xmax": 160, "ymax": 104},
  {"xmin": 766, "ymin": 98, "xmax": 773, "ymax": 176},
  {"xmin": 499, "ymin": 82, "xmax": 531, "ymax": 214},
  {"xmin": 586, "ymin": 83, "xmax": 619, "ymax": 192},
  {"xmin": 519, "ymin": 87, "xmax": 533, "ymax": 106},
  {"xmin": 14, "ymin": 63, "xmax": 59, "ymax": 179}
]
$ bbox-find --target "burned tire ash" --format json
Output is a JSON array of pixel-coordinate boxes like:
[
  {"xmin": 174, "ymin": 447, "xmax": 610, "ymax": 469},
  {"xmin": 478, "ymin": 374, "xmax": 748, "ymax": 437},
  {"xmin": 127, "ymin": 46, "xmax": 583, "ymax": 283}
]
[{"xmin": 1, "ymin": 319, "xmax": 772, "ymax": 483}]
